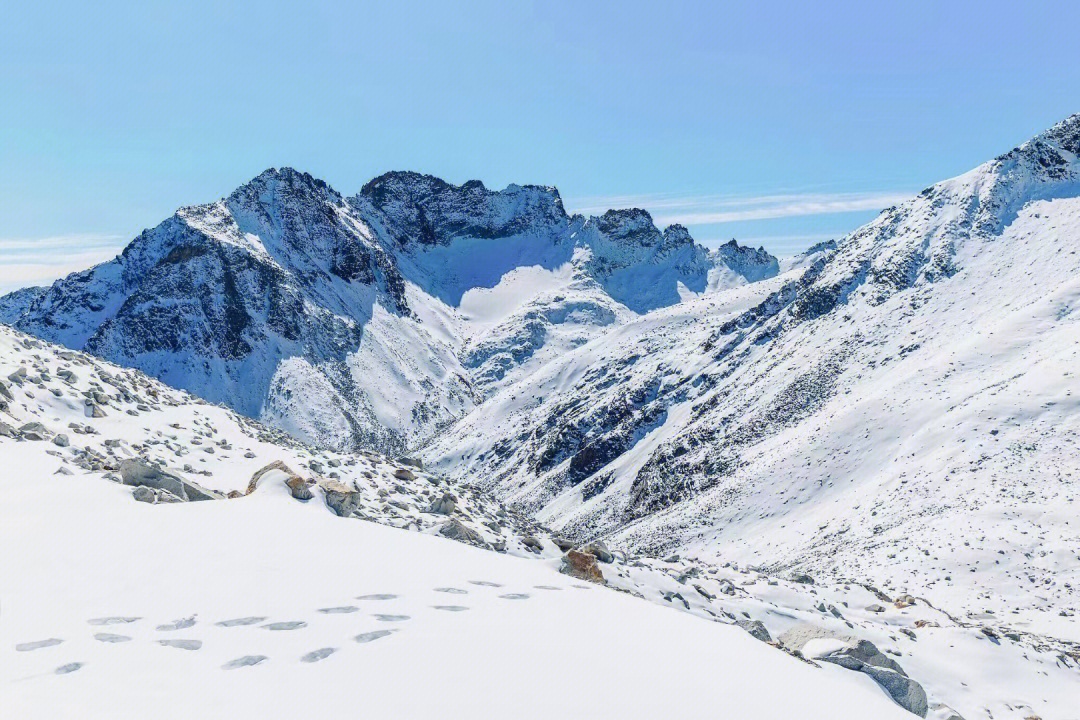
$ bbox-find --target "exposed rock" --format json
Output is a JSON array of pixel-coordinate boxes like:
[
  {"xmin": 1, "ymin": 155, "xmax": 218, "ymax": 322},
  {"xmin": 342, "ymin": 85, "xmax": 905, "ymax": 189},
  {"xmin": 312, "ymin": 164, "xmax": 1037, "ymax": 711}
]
[
  {"xmin": 790, "ymin": 572, "xmax": 815, "ymax": 585},
  {"xmin": 736, "ymin": 619, "xmax": 772, "ymax": 643},
  {"xmin": 866, "ymin": 604, "xmax": 886, "ymax": 613},
  {"xmin": 394, "ymin": 467, "xmax": 417, "ymax": 481},
  {"xmin": 52, "ymin": 433, "xmax": 70, "ymax": 448},
  {"xmin": 579, "ymin": 540, "xmax": 614, "ymax": 563},
  {"xmin": 552, "ymin": 536, "xmax": 575, "ymax": 552},
  {"xmin": 717, "ymin": 579, "xmax": 737, "ymax": 596},
  {"xmin": 247, "ymin": 460, "xmax": 312, "ymax": 500},
  {"xmin": 779, "ymin": 624, "xmax": 927, "ymax": 717},
  {"xmin": 438, "ymin": 518, "xmax": 488, "ymax": 549},
  {"xmin": 132, "ymin": 486, "xmax": 156, "ymax": 503},
  {"xmin": 0, "ymin": 421, "xmax": 16, "ymax": 438},
  {"xmin": 559, "ymin": 550, "xmax": 605, "ymax": 584},
  {"xmin": 319, "ymin": 479, "xmax": 365, "ymax": 517},
  {"xmin": 521, "ymin": 536, "xmax": 543, "ymax": 553},
  {"xmin": 119, "ymin": 458, "xmax": 221, "ymax": 502},
  {"xmin": 18, "ymin": 422, "xmax": 51, "ymax": 441},
  {"xmin": 427, "ymin": 492, "xmax": 457, "ymax": 515},
  {"xmin": 397, "ymin": 457, "xmax": 423, "ymax": 470}
]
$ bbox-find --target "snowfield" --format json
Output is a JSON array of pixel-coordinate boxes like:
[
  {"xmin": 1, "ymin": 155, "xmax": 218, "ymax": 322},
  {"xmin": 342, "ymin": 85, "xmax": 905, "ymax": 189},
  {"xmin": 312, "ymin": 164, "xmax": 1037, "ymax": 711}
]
[{"xmin": 0, "ymin": 324, "xmax": 917, "ymax": 720}]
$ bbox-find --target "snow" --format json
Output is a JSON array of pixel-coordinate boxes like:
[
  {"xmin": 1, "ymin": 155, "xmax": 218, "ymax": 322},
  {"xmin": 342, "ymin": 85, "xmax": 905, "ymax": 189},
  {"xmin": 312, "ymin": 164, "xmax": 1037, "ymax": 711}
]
[{"xmin": 0, "ymin": 325, "xmax": 914, "ymax": 720}]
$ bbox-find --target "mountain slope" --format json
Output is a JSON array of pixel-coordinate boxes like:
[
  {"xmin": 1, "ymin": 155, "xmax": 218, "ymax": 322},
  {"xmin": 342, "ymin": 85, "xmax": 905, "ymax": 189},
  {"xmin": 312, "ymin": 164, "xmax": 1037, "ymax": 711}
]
[
  {"xmin": 0, "ymin": 322, "xmax": 929, "ymax": 720},
  {"xmin": 0, "ymin": 171, "xmax": 776, "ymax": 455},
  {"xmin": 424, "ymin": 114, "xmax": 1080, "ymax": 635}
]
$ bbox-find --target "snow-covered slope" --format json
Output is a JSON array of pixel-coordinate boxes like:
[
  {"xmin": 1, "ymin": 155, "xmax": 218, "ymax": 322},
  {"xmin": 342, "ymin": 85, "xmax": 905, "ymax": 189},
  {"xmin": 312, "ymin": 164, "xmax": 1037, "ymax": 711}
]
[
  {"xmin": 425, "ymin": 115, "xmax": 1080, "ymax": 644},
  {"xmin": 1, "ymin": 323, "xmax": 931, "ymax": 720},
  {"xmin": 0, "ymin": 171, "xmax": 776, "ymax": 455}
]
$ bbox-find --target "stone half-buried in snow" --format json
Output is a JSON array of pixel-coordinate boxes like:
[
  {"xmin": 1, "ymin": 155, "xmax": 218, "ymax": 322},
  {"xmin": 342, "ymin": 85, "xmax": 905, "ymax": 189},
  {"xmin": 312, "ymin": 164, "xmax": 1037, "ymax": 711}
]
[
  {"xmin": 559, "ymin": 550, "xmax": 605, "ymax": 584},
  {"xmin": 247, "ymin": 460, "xmax": 313, "ymax": 501},
  {"xmin": 778, "ymin": 623, "xmax": 928, "ymax": 718},
  {"xmin": 438, "ymin": 518, "xmax": 488, "ymax": 549},
  {"xmin": 119, "ymin": 458, "xmax": 222, "ymax": 502}
]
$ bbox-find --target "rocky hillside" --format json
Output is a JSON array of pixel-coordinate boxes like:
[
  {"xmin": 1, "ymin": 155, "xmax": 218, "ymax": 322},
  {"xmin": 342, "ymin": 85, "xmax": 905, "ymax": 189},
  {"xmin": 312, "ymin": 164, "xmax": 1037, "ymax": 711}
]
[
  {"xmin": 0, "ymin": 170, "xmax": 776, "ymax": 455},
  {"xmin": 424, "ymin": 114, "xmax": 1080, "ymax": 640}
]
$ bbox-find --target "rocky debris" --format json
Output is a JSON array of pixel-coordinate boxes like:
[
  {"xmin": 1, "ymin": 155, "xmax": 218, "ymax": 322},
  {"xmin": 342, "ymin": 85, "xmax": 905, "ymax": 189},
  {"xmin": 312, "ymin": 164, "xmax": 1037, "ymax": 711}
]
[
  {"xmin": 579, "ymin": 540, "xmax": 614, "ymax": 563},
  {"xmin": 398, "ymin": 457, "xmax": 423, "ymax": 470},
  {"xmin": 866, "ymin": 604, "xmax": 886, "ymax": 613},
  {"xmin": 0, "ymin": 421, "xmax": 16, "ymax": 438},
  {"xmin": 426, "ymin": 492, "xmax": 457, "ymax": 515},
  {"xmin": 119, "ymin": 459, "xmax": 221, "ymax": 502},
  {"xmin": 736, "ymin": 619, "xmax": 772, "ymax": 643},
  {"xmin": 393, "ymin": 467, "xmax": 417, "ymax": 481},
  {"xmin": 320, "ymin": 479, "xmax": 365, "ymax": 518},
  {"xmin": 18, "ymin": 422, "xmax": 51, "ymax": 441},
  {"xmin": 438, "ymin": 518, "xmax": 488, "ymax": 549},
  {"xmin": 894, "ymin": 594, "xmax": 916, "ymax": 609},
  {"xmin": 717, "ymin": 579, "xmax": 737, "ymax": 596},
  {"xmin": 790, "ymin": 572, "xmax": 815, "ymax": 585},
  {"xmin": 779, "ymin": 624, "xmax": 928, "ymax": 717},
  {"xmin": 51, "ymin": 433, "xmax": 70, "ymax": 447},
  {"xmin": 521, "ymin": 536, "xmax": 543, "ymax": 554},
  {"xmin": 247, "ymin": 460, "xmax": 313, "ymax": 500},
  {"xmin": 552, "ymin": 536, "xmax": 575, "ymax": 552},
  {"xmin": 560, "ymin": 550, "xmax": 605, "ymax": 584}
]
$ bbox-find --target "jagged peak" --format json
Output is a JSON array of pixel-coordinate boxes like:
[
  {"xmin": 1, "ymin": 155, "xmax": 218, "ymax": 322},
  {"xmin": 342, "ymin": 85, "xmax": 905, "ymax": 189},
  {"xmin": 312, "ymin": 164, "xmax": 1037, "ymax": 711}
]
[
  {"xmin": 228, "ymin": 167, "xmax": 342, "ymax": 207},
  {"xmin": 595, "ymin": 208, "xmax": 656, "ymax": 237},
  {"xmin": 662, "ymin": 223, "xmax": 693, "ymax": 246},
  {"xmin": 359, "ymin": 171, "xmax": 563, "ymax": 207}
]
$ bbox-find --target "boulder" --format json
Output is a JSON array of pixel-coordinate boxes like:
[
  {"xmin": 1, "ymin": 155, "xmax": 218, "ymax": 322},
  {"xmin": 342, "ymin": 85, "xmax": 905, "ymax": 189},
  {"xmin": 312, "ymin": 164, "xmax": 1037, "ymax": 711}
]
[
  {"xmin": 717, "ymin": 579, "xmax": 737, "ymax": 596},
  {"xmin": 552, "ymin": 536, "xmax": 575, "ymax": 552},
  {"xmin": 427, "ymin": 492, "xmax": 457, "ymax": 515},
  {"xmin": 579, "ymin": 540, "xmax": 614, "ymax": 564},
  {"xmin": 521, "ymin": 536, "xmax": 543, "ymax": 553},
  {"xmin": 438, "ymin": 518, "xmax": 488, "ymax": 549},
  {"xmin": 132, "ymin": 486, "xmax": 157, "ymax": 504},
  {"xmin": 394, "ymin": 467, "xmax": 418, "ymax": 481},
  {"xmin": 0, "ymin": 378, "xmax": 13, "ymax": 401},
  {"xmin": 18, "ymin": 422, "xmax": 51, "ymax": 441},
  {"xmin": 736, "ymin": 619, "xmax": 772, "ymax": 643},
  {"xmin": 247, "ymin": 460, "xmax": 312, "ymax": 500},
  {"xmin": 779, "ymin": 624, "xmax": 927, "ymax": 717},
  {"xmin": 0, "ymin": 421, "xmax": 16, "ymax": 438},
  {"xmin": 398, "ymin": 457, "xmax": 424, "ymax": 470},
  {"xmin": 119, "ymin": 459, "xmax": 221, "ymax": 502},
  {"xmin": 52, "ymin": 433, "xmax": 70, "ymax": 448},
  {"xmin": 559, "ymin": 550, "xmax": 605, "ymax": 584},
  {"xmin": 319, "ymin": 479, "xmax": 365, "ymax": 517}
]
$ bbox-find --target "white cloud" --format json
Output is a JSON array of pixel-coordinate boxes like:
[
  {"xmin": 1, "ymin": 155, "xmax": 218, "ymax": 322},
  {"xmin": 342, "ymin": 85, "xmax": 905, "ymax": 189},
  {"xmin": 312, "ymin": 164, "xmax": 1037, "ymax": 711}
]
[
  {"xmin": 564, "ymin": 190, "xmax": 913, "ymax": 225},
  {"xmin": 0, "ymin": 234, "xmax": 125, "ymax": 293}
]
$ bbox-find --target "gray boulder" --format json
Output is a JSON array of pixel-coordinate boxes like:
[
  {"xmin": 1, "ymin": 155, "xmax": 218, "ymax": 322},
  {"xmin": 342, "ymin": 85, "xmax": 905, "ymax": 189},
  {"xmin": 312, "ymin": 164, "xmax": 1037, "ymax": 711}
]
[
  {"xmin": 438, "ymin": 518, "xmax": 488, "ymax": 549},
  {"xmin": 427, "ymin": 492, "xmax": 457, "ymax": 515},
  {"xmin": 18, "ymin": 422, "xmax": 51, "ymax": 441},
  {"xmin": 736, "ymin": 619, "xmax": 772, "ymax": 643},
  {"xmin": 119, "ymin": 459, "xmax": 221, "ymax": 502},
  {"xmin": 579, "ymin": 540, "xmax": 614, "ymax": 563},
  {"xmin": 778, "ymin": 624, "xmax": 927, "ymax": 717},
  {"xmin": 0, "ymin": 421, "xmax": 16, "ymax": 438}
]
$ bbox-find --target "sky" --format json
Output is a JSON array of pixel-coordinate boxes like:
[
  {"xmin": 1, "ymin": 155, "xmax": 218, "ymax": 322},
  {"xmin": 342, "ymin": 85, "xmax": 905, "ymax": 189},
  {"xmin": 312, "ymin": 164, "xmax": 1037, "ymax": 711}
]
[{"xmin": 2, "ymin": 0, "xmax": 1079, "ymax": 292}]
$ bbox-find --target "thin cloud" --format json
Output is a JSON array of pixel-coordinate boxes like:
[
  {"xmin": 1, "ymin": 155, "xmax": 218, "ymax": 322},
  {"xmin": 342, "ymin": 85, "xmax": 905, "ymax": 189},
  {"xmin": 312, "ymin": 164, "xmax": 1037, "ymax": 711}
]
[
  {"xmin": 0, "ymin": 234, "xmax": 125, "ymax": 293},
  {"xmin": 564, "ymin": 190, "xmax": 913, "ymax": 225}
]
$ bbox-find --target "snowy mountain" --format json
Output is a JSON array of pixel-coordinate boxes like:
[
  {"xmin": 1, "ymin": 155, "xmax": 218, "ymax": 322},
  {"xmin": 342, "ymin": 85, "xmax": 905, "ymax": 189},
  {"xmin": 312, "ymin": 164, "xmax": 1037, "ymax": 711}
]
[
  {"xmin": 0, "ymin": 322, "xmax": 948, "ymax": 720},
  {"xmin": 425, "ymin": 113, "xmax": 1080, "ymax": 646},
  {"xmin": 0, "ymin": 169, "xmax": 775, "ymax": 455},
  {"xmin": 3, "ymin": 322, "xmax": 1075, "ymax": 720}
]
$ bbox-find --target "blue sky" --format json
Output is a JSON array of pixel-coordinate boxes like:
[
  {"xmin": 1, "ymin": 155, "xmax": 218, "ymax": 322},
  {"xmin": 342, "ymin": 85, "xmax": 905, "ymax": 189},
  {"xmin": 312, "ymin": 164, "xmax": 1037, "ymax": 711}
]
[{"xmin": 2, "ymin": 1, "xmax": 1079, "ymax": 291}]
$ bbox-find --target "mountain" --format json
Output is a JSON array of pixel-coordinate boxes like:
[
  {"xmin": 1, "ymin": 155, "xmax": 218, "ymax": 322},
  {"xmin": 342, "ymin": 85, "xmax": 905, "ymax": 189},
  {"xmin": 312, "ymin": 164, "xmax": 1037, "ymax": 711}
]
[
  {"xmin": 0, "ymin": 169, "xmax": 777, "ymax": 455},
  {"xmin": 2, "ymin": 322, "xmax": 1073, "ymax": 720},
  {"xmin": 425, "ymin": 113, "xmax": 1080, "ymax": 637}
]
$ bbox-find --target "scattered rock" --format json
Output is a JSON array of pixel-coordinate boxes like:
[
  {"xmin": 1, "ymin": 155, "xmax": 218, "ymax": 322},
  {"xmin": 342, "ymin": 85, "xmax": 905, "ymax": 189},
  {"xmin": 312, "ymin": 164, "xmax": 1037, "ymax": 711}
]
[
  {"xmin": 438, "ymin": 518, "xmax": 488, "ymax": 548},
  {"xmin": 736, "ymin": 619, "xmax": 772, "ymax": 643},
  {"xmin": 579, "ymin": 540, "xmax": 614, "ymax": 564},
  {"xmin": 397, "ymin": 457, "xmax": 423, "ymax": 470},
  {"xmin": 559, "ymin": 550, "xmax": 605, "ymax": 584},
  {"xmin": 52, "ymin": 433, "xmax": 70, "ymax": 447},
  {"xmin": 18, "ymin": 422, "xmax": 51, "ymax": 441},
  {"xmin": 394, "ymin": 467, "xmax": 417, "ymax": 481},
  {"xmin": 427, "ymin": 492, "xmax": 457, "ymax": 515}
]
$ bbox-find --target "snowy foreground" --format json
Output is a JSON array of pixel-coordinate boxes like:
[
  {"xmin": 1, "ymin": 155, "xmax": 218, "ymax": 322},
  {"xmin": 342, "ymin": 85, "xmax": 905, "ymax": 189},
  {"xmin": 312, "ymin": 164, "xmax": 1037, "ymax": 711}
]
[
  {"xmin": 1, "ymin": 327, "xmax": 1078, "ymax": 719},
  {"xmin": 0, "ymin": 328, "xmax": 919, "ymax": 720}
]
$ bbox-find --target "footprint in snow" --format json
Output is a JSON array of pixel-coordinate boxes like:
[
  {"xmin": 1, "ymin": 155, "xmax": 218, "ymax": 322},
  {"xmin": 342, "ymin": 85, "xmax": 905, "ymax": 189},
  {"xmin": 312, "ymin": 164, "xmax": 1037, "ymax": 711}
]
[
  {"xmin": 468, "ymin": 580, "xmax": 503, "ymax": 588},
  {"xmin": 263, "ymin": 621, "xmax": 307, "ymax": 631},
  {"xmin": 372, "ymin": 614, "xmax": 410, "ymax": 622},
  {"xmin": 300, "ymin": 648, "xmax": 337, "ymax": 663},
  {"xmin": 94, "ymin": 633, "xmax": 132, "ymax": 643},
  {"xmin": 356, "ymin": 593, "xmax": 398, "ymax": 601},
  {"xmin": 55, "ymin": 663, "xmax": 83, "ymax": 675},
  {"xmin": 16, "ymin": 639, "xmax": 63, "ymax": 652},
  {"xmin": 88, "ymin": 616, "xmax": 140, "ymax": 626},
  {"xmin": 223, "ymin": 655, "xmax": 268, "ymax": 669},
  {"xmin": 354, "ymin": 630, "xmax": 393, "ymax": 643},
  {"xmin": 216, "ymin": 617, "xmax": 267, "ymax": 627},
  {"xmin": 499, "ymin": 593, "xmax": 530, "ymax": 600},
  {"xmin": 158, "ymin": 639, "xmax": 202, "ymax": 650},
  {"xmin": 534, "ymin": 585, "xmax": 562, "ymax": 591},
  {"xmin": 432, "ymin": 605, "xmax": 469, "ymax": 612},
  {"xmin": 156, "ymin": 616, "xmax": 196, "ymax": 631},
  {"xmin": 434, "ymin": 587, "xmax": 468, "ymax": 595},
  {"xmin": 317, "ymin": 606, "xmax": 359, "ymax": 614}
]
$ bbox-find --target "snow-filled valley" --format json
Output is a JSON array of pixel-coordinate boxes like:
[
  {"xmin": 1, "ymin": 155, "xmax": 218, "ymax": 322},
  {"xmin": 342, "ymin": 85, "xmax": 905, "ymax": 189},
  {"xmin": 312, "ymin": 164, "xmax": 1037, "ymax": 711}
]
[{"xmin": 4, "ymin": 115, "xmax": 1080, "ymax": 719}]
